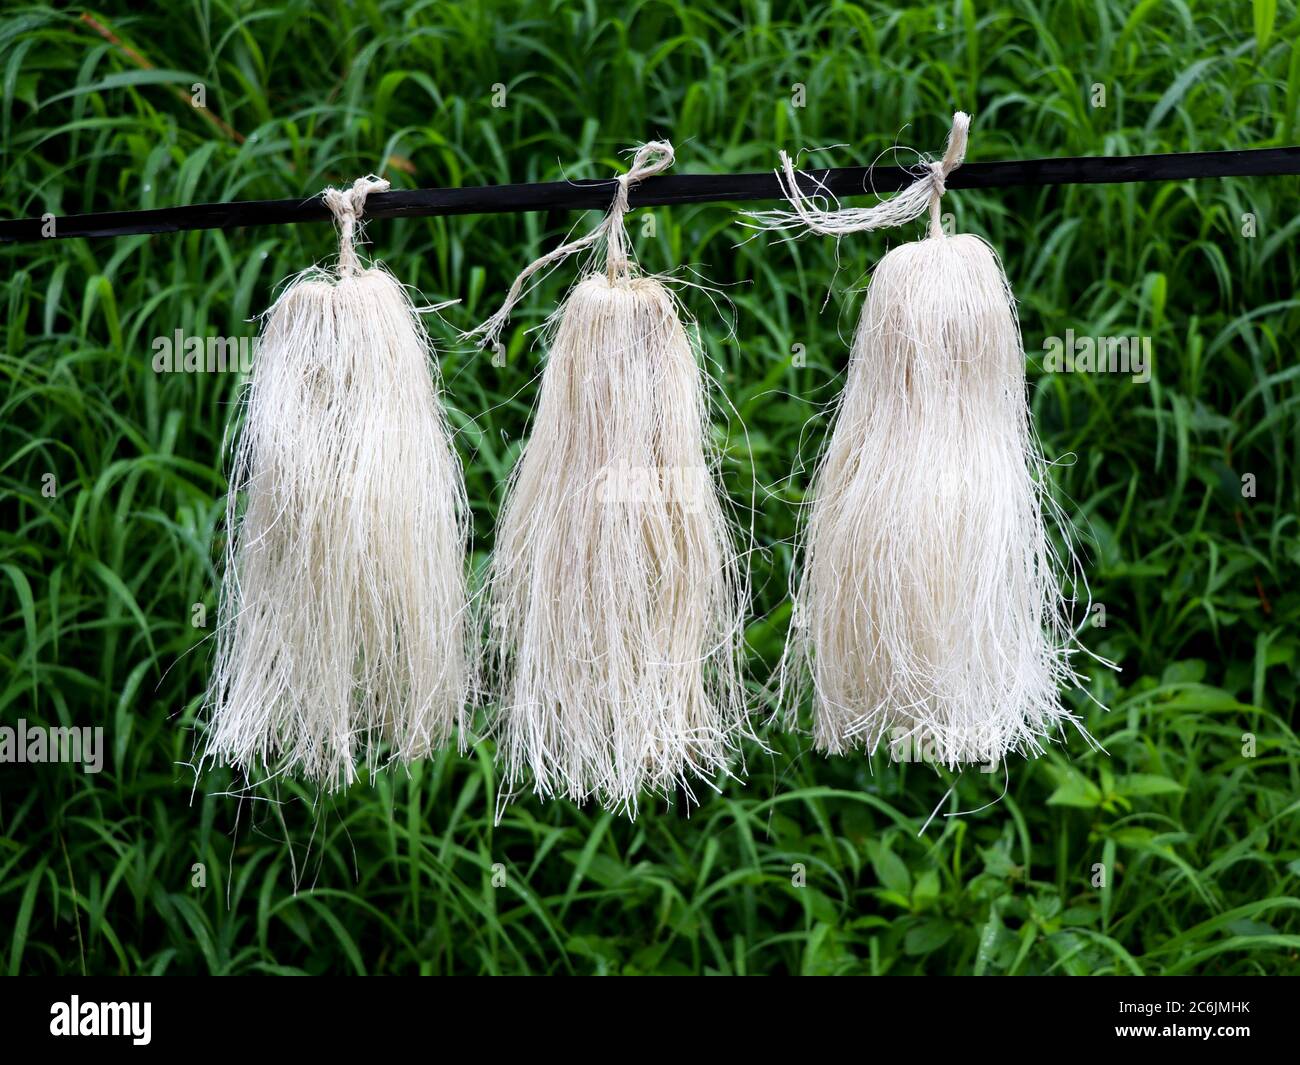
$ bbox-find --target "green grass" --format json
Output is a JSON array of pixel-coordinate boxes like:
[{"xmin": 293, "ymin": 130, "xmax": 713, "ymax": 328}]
[{"xmin": 2, "ymin": 0, "xmax": 1299, "ymax": 975}]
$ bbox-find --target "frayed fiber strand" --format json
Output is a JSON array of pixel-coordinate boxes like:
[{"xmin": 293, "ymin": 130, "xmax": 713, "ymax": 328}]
[
  {"xmin": 766, "ymin": 114, "xmax": 1102, "ymax": 767},
  {"xmin": 784, "ymin": 232, "xmax": 1094, "ymax": 766},
  {"xmin": 488, "ymin": 275, "xmax": 748, "ymax": 812},
  {"xmin": 476, "ymin": 142, "xmax": 750, "ymax": 815},
  {"xmin": 203, "ymin": 177, "xmax": 470, "ymax": 791}
]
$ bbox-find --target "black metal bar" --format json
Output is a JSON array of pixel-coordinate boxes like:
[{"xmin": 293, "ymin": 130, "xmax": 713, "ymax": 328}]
[{"xmin": 3, "ymin": 145, "xmax": 1298, "ymax": 244}]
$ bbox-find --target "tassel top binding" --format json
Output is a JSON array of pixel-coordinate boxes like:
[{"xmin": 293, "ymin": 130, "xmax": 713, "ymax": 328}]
[
  {"xmin": 745, "ymin": 112, "xmax": 970, "ymax": 241},
  {"xmin": 464, "ymin": 140, "xmax": 676, "ymax": 351},
  {"xmin": 322, "ymin": 174, "xmax": 391, "ymax": 276}
]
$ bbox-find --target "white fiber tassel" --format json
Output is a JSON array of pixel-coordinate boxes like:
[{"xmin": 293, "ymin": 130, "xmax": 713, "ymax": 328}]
[
  {"xmin": 469, "ymin": 142, "xmax": 750, "ymax": 815},
  {"xmin": 753, "ymin": 115, "xmax": 1103, "ymax": 766},
  {"xmin": 204, "ymin": 176, "xmax": 470, "ymax": 791}
]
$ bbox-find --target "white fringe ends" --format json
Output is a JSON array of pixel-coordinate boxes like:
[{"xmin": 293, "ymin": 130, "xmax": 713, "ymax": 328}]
[
  {"xmin": 486, "ymin": 273, "xmax": 749, "ymax": 814},
  {"xmin": 203, "ymin": 264, "xmax": 471, "ymax": 791},
  {"xmin": 782, "ymin": 232, "xmax": 1097, "ymax": 767}
]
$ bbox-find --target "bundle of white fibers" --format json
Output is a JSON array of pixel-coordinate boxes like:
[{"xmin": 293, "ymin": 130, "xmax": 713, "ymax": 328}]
[
  {"xmin": 204, "ymin": 177, "xmax": 470, "ymax": 791},
  {"xmin": 784, "ymin": 232, "xmax": 1093, "ymax": 766},
  {"xmin": 752, "ymin": 114, "xmax": 1102, "ymax": 767},
  {"xmin": 488, "ymin": 274, "xmax": 748, "ymax": 813},
  {"xmin": 472, "ymin": 142, "xmax": 750, "ymax": 815}
]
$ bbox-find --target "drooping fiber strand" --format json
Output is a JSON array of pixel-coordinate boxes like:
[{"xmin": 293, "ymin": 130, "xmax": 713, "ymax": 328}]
[
  {"xmin": 203, "ymin": 176, "xmax": 471, "ymax": 790},
  {"xmin": 473, "ymin": 142, "xmax": 750, "ymax": 814},
  {"xmin": 767, "ymin": 114, "xmax": 1102, "ymax": 766}
]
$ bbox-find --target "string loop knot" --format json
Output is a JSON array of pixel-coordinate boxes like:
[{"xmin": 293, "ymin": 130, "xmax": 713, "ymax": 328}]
[
  {"xmin": 465, "ymin": 140, "xmax": 675, "ymax": 350},
  {"xmin": 926, "ymin": 114, "xmax": 968, "ymax": 236},
  {"xmin": 322, "ymin": 175, "xmax": 390, "ymax": 276},
  {"xmin": 743, "ymin": 112, "xmax": 970, "ymax": 242},
  {"xmin": 929, "ymin": 160, "xmax": 948, "ymax": 199}
]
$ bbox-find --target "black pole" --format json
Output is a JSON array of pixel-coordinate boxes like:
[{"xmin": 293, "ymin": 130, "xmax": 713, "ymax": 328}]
[{"xmin": 2, "ymin": 145, "xmax": 1298, "ymax": 244}]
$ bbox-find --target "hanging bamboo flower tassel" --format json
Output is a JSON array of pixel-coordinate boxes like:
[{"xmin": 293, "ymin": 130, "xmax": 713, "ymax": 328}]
[
  {"xmin": 469, "ymin": 142, "xmax": 749, "ymax": 815},
  {"xmin": 753, "ymin": 114, "xmax": 1103, "ymax": 768},
  {"xmin": 204, "ymin": 175, "xmax": 471, "ymax": 791}
]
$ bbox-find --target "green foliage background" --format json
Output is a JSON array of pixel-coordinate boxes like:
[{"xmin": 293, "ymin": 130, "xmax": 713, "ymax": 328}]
[{"xmin": 2, "ymin": 0, "xmax": 1299, "ymax": 975}]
